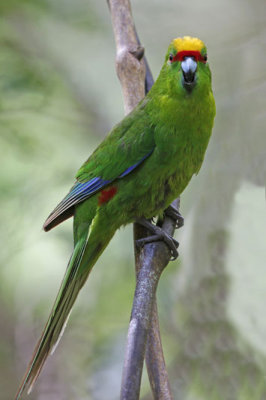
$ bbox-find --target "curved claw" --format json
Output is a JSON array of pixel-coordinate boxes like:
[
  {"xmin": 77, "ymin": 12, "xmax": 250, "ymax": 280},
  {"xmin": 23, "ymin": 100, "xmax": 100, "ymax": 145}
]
[
  {"xmin": 135, "ymin": 218, "xmax": 179, "ymax": 260},
  {"xmin": 164, "ymin": 205, "xmax": 184, "ymax": 229}
]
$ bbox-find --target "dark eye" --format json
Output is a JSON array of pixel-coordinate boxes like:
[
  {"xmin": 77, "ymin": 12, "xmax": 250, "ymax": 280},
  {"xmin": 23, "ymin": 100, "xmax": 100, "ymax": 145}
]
[
  {"xmin": 169, "ymin": 54, "xmax": 173, "ymax": 63},
  {"xmin": 203, "ymin": 54, "xmax": 207, "ymax": 62}
]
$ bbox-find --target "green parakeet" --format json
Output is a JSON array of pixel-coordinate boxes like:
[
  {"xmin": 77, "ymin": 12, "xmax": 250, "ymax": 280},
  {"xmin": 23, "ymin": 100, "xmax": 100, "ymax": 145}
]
[{"xmin": 15, "ymin": 36, "xmax": 215, "ymax": 398}]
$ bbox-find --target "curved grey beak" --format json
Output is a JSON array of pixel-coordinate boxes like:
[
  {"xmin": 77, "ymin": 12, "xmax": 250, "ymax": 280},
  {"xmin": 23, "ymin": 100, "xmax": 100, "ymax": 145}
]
[{"xmin": 181, "ymin": 57, "xmax": 197, "ymax": 89}]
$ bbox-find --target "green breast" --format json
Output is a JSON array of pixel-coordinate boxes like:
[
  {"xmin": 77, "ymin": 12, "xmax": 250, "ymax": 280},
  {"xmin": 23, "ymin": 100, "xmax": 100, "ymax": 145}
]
[{"xmin": 151, "ymin": 89, "xmax": 215, "ymax": 178}]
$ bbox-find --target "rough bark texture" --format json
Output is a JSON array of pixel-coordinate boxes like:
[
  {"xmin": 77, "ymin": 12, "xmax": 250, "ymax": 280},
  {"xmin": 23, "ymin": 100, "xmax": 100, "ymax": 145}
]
[{"xmin": 108, "ymin": 0, "xmax": 145, "ymax": 115}]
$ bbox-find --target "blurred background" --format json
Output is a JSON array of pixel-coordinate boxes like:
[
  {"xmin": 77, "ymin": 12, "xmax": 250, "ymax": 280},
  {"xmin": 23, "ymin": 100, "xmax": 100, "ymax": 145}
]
[{"xmin": 0, "ymin": 0, "xmax": 265, "ymax": 399}]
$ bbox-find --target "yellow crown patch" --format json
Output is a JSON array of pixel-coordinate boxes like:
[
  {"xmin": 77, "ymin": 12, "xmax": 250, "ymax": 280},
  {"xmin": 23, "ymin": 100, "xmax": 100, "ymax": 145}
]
[{"xmin": 172, "ymin": 36, "xmax": 205, "ymax": 52}]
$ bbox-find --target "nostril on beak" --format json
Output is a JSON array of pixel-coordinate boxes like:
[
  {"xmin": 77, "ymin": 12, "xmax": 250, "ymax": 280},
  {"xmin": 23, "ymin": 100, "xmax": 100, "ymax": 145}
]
[{"xmin": 181, "ymin": 57, "xmax": 197, "ymax": 83}]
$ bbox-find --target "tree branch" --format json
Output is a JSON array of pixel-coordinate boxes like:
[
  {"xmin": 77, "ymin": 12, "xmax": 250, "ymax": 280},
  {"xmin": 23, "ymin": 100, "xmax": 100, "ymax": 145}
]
[
  {"xmin": 108, "ymin": 0, "xmax": 145, "ymax": 114},
  {"xmin": 134, "ymin": 204, "xmax": 177, "ymax": 400},
  {"xmin": 108, "ymin": 1, "xmax": 179, "ymax": 398}
]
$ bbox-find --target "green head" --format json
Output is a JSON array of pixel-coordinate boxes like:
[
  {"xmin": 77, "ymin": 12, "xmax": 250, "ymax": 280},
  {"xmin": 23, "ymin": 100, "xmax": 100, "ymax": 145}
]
[{"xmin": 158, "ymin": 36, "xmax": 212, "ymax": 96}]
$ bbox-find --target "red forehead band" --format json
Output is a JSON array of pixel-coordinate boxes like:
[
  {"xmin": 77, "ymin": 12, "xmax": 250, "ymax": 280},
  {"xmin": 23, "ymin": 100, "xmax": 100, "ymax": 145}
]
[{"xmin": 172, "ymin": 50, "xmax": 207, "ymax": 63}]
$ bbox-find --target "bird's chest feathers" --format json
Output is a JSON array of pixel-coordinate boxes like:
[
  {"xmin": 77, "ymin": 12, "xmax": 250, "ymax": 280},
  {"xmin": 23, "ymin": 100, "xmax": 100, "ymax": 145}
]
[{"xmin": 154, "ymin": 96, "xmax": 210, "ymax": 170}]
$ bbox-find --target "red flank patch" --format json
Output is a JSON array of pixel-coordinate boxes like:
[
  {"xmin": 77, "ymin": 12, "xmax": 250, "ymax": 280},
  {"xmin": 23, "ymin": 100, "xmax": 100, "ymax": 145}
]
[{"xmin": 98, "ymin": 186, "xmax": 118, "ymax": 205}]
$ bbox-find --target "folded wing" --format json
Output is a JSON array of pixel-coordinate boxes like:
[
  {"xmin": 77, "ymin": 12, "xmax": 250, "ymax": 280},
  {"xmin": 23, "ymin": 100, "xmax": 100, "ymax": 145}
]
[{"xmin": 44, "ymin": 103, "xmax": 155, "ymax": 231}]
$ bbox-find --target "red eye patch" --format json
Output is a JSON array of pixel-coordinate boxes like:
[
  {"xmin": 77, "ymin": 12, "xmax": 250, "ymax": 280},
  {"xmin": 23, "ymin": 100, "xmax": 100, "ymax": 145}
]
[{"xmin": 171, "ymin": 50, "xmax": 207, "ymax": 64}]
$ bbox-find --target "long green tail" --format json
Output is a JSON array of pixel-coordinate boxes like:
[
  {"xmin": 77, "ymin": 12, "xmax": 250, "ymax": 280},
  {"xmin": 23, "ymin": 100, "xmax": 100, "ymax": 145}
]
[{"xmin": 15, "ymin": 221, "xmax": 112, "ymax": 399}]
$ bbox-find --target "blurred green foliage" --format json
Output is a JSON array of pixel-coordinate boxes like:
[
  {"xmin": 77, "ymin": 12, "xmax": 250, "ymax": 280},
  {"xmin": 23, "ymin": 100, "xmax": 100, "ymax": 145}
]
[{"xmin": 0, "ymin": 1, "xmax": 265, "ymax": 399}]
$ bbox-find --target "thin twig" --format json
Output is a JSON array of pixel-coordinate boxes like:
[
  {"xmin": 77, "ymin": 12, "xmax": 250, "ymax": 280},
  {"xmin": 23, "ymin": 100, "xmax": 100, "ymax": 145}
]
[{"xmin": 145, "ymin": 300, "xmax": 173, "ymax": 400}]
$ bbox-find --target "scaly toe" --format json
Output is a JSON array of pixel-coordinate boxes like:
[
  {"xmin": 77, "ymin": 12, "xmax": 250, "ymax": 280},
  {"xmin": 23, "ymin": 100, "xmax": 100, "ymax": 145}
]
[{"xmin": 164, "ymin": 205, "xmax": 184, "ymax": 229}]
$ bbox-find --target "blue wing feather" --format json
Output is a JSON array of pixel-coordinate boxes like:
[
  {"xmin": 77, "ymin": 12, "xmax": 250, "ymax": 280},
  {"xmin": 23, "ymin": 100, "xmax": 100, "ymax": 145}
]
[
  {"xmin": 43, "ymin": 148, "xmax": 154, "ymax": 231},
  {"xmin": 118, "ymin": 149, "xmax": 153, "ymax": 178}
]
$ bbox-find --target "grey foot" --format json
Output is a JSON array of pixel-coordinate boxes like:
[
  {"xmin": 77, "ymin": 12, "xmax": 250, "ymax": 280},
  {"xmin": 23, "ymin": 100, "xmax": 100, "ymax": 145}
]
[
  {"xmin": 135, "ymin": 218, "xmax": 179, "ymax": 260},
  {"xmin": 164, "ymin": 204, "xmax": 184, "ymax": 229}
]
